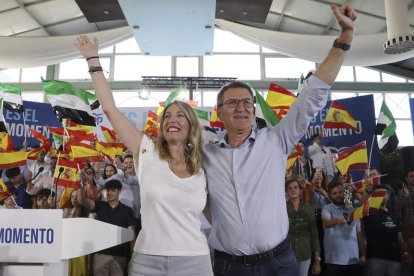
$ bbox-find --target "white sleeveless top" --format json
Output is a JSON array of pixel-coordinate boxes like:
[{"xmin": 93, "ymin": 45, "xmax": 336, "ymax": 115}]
[{"xmin": 133, "ymin": 136, "xmax": 209, "ymax": 256}]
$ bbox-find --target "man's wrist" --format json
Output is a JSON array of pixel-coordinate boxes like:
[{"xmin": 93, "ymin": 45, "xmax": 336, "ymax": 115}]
[{"xmin": 337, "ymin": 30, "xmax": 354, "ymax": 44}]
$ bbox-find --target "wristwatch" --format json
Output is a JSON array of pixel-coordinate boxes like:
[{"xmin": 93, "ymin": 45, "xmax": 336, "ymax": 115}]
[
  {"xmin": 315, "ymin": 257, "xmax": 322, "ymax": 261},
  {"xmin": 333, "ymin": 39, "xmax": 351, "ymax": 51}
]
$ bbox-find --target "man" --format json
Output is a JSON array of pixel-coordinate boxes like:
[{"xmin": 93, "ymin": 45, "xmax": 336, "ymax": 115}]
[
  {"xmin": 26, "ymin": 156, "xmax": 64, "ymax": 204},
  {"xmin": 27, "ymin": 150, "xmax": 50, "ymax": 185},
  {"xmin": 4, "ymin": 167, "xmax": 32, "ymax": 209},
  {"xmin": 363, "ymin": 184, "xmax": 409, "ymax": 276},
  {"xmin": 292, "ymin": 141, "xmax": 313, "ymax": 182},
  {"xmin": 308, "ymin": 132, "xmax": 337, "ymax": 185},
  {"xmin": 119, "ymin": 154, "xmax": 141, "ymax": 235},
  {"xmin": 322, "ymin": 180, "xmax": 365, "ymax": 275},
  {"xmin": 396, "ymin": 169, "xmax": 414, "ymax": 230},
  {"xmin": 203, "ymin": 4, "xmax": 357, "ymax": 275},
  {"xmin": 80, "ymin": 179, "xmax": 135, "ymax": 276}
]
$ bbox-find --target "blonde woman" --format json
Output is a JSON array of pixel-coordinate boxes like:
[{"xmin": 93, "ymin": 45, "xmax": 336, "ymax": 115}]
[{"xmin": 75, "ymin": 35, "xmax": 212, "ymax": 276}]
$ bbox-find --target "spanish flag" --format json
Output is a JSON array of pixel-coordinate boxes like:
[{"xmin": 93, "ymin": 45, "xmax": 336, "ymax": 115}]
[
  {"xmin": 68, "ymin": 141, "xmax": 103, "ymax": 163},
  {"xmin": 368, "ymin": 189, "xmax": 386, "ymax": 209},
  {"xmin": 333, "ymin": 141, "xmax": 368, "ymax": 175},
  {"xmin": 266, "ymin": 83, "xmax": 297, "ymax": 120},
  {"xmin": 0, "ymin": 178, "xmax": 11, "ymax": 201},
  {"xmin": 286, "ymin": 151, "xmax": 300, "ymax": 171},
  {"xmin": 96, "ymin": 141, "xmax": 124, "ymax": 163},
  {"xmin": 54, "ymin": 158, "xmax": 79, "ymax": 188},
  {"xmin": 352, "ymin": 179, "xmax": 367, "ymax": 193},
  {"xmin": 27, "ymin": 147, "xmax": 44, "ymax": 161},
  {"xmin": 0, "ymin": 132, "xmax": 13, "ymax": 150},
  {"xmin": 48, "ymin": 126, "xmax": 95, "ymax": 142},
  {"xmin": 143, "ymin": 110, "xmax": 159, "ymax": 138},
  {"xmin": 0, "ymin": 150, "xmax": 28, "ymax": 168},
  {"xmin": 323, "ymin": 101, "xmax": 358, "ymax": 130},
  {"xmin": 210, "ymin": 105, "xmax": 225, "ymax": 129},
  {"xmin": 59, "ymin": 187, "xmax": 76, "ymax": 209},
  {"xmin": 348, "ymin": 189, "xmax": 386, "ymax": 222},
  {"xmin": 348, "ymin": 200, "xmax": 369, "ymax": 223},
  {"xmin": 286, "ymin": 144, "xmax": 302, "ymax": 171},
  {"xmin": 65, "ymin": 119, "xmax": 94, "ymax": 135},
  {"xmin": 29, "ymin": 129, "xmax": 51, "ymax": 153},
  {"xmin": 100, "ymin": 125, "xmax": 117, "ymax": 143}
]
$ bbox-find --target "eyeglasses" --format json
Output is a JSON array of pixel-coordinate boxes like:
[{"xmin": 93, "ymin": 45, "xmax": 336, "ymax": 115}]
[{"xmin": 218, "ymin": 98, "xmax": 254, "ymax": 108}]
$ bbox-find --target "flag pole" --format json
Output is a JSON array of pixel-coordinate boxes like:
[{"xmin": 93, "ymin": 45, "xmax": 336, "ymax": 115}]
[
  {"xmin": 52, "ymin": 152, "xmax": 61, "ymax": 197},
  {"xmin": 22, "ymin": 110, "xmax": 27, "ymax": 142},
  {"xmin": 10, "ymin": 194, "xmax": 19, "ymax": 208},
  {"xmin": 368, "ymin": 134, "xmax": 376, "ymax": 168}
]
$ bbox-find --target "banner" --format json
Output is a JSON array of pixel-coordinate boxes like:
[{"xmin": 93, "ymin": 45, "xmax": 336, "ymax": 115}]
[
  {"xmin": 3, "ymin": 101, "xmax": 60, "ymax": 149},
  {"xmin": 305, "ymin": 94, "xmax": 379, "ymax": 171},
  {"xmin": 0, "ymin": 209, "xmax": 62, "ymax": 263}
]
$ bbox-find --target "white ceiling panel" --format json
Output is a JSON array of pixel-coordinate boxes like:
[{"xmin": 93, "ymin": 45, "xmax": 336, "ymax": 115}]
[
  {"xmin": 16, "ymin": 28, "xmax": 50, "ymax": 37},
  {"xmin": 278, "ymin": 17, "xmax": 326, "ymax": 34},
  {"xmin": 0, "ymin": 9, "xmax": 40, "ymax": 36},
  {"xmin": 283, "ymin": 1, "xmax": 332, "ymax": 27},
  {"xmin": 27, "ymin": 0, "xmax": 83, "ymax": 26},
  {"xmin": 354, "ymin": 13, "xmax": 388, "ymax": 35},
  {"xmin": 353, "ymin": 0, "xmax": 386, "ymax": 18},
  {"xmin": 45, "ymin": 17, "xmax": 97, "ymax": 36},
  {"xmin": 0, "ymin": 0, "xmax": 19, "ymax": 11}
]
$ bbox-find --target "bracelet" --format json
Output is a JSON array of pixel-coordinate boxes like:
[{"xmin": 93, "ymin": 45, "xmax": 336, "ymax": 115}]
[
  {"xmin": 88, "ymin": 66, "xmax": 103, "ymax": 74},
  {"xmin": 86, "ymin": 56, "xmax": 99, "ymax": 61}
]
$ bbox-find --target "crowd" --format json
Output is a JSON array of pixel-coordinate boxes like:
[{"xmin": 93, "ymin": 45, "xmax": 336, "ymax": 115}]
[{"xmin": 1, "ymin": 3, "xmax": 413, "ymax": 276}]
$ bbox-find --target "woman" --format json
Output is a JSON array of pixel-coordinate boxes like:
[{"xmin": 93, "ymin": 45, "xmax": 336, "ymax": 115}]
[
  {"xmin": 63, "ymin": 188, "xmax": 93, "ymax": 276},
  {"xmin": 310, "ymin": 169, "xmax": 330, "ymax": 209},
  {"xmin": 286, "ymin": 179, "xmax": 321, "ymax": 276},
  {"xmin": 75, "ymin": 35, "xmax": 212, "ymax": 276},
  {"xmin": 78, "ymin": 166, "xmax": 102, "ymax": 201}
]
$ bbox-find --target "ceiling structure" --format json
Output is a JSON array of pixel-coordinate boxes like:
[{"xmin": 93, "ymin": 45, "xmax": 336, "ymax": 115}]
[{"xmin": 0, "ymin": 0, "xmax": 413, "ymax": 78}]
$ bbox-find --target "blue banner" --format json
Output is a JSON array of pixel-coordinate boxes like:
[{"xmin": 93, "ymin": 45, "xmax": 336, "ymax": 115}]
[
  {"xmin": 304, "ymin": 94, "xmax": 379, "ymax": 173},
  {"xmin": 3, "ymin": 101, "xmax": 61, "ymax": 149}
]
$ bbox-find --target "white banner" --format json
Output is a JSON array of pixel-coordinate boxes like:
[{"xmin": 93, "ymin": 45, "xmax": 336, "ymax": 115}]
[{"xmin": 0, "ymin": 209, "xmax": 62, "ymax": 263}]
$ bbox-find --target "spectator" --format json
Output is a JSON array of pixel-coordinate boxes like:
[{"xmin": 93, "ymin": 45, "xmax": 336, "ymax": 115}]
[
  {"xmin": 27, "ymin": 150, "xmax": 50, "ymax": 185},
  {"xmin": 322, "ymin": 180, "xmax": 365, "ymax": 276},
  {"xmin": 308, "ymin": 133, "xmax": 338, "ymax": 186},
  {"xmin": 0, "ymin": 191, "xmax": 21, "ymax": 209},
  {"xmin": 363, "ymin": 184, "xmax": 409, "ymax": 276},
  {"xmin": 26, "ymin": 156, "xmax": 64, "ymax": 203},
  {"xmin": 286, "ymin": 179, "xmax": 321, "ymax": 276},
  {"xmin": 292, "ymin": 141, "xmax": 314, "ymax": 182},
  {"xmin": 4, "ymin": 167, "xmax": 32, "ymax": 209},
  {"xmin": 32, "ymin": 188, "xmax": 54, "ymax": 209},
  {"xmin": 78, "ymin": 165, "xmax": 102, "ymax": 201},
  {"xmin": 80, "ymin": 179, "xmax": 135, "ymax": 276},
  {"xmin": 396, "ymin": 169, "xmax": 414, "ymax": 230},
  {"xmin": 63, "ymin": 188, "xmax": 93, "ymax": 276}
]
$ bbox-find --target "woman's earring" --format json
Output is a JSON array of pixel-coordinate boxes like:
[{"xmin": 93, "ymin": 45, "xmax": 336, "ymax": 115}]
[{"xmin": 186, "ymin": 141, "xmax": 193, "ymax": 153}]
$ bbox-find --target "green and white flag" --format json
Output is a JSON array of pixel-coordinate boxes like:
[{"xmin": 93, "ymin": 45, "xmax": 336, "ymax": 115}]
[
  {"xmin": 375, "ymin": 101, "xmax": 399, "ymax": 153},
  {"xmin": 0, "ymin": 83, "xmax": 23, "ymax": 112},
  {"xmin": 0, "ymin": 98, "xmax": 8, "ymax": 132},
  {"xmin": 194, "ymin": 109, "xmax": 210, "ymax": 127},
  {"xmin": 164, "ymin": 88, "xmax": 186, "ymax": 107},
  {"xmin": 255, "ymin": 92, "xmax": 280, "ymax": 127},
  {"xmin": 42, "ymin": 79, "xmax": 99, "ymax": 126}
]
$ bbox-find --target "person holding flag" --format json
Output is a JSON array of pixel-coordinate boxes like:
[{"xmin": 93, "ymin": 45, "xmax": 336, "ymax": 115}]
[{"xmin": 75, "ymin": 37, "xmax": 212, "ymax": 275}]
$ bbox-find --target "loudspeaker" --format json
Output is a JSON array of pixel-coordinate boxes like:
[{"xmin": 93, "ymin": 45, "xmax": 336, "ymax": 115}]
[{"xmin": 401, "ymin": 146, "xmax": 414, "ymax": 173}]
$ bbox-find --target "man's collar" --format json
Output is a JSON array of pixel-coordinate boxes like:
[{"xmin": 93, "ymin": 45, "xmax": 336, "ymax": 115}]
[{"xmin": 219, "ymin": 127, "xmax": 256, "ymax": 148}]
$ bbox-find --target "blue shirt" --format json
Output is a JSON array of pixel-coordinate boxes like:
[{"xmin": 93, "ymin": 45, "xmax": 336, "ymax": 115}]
[
  {"xmin": 203, "ymin": 75, "xmax": 330, "ymax": 255},
  {"xmin": 322, "ymin": 203, "xmax": 361, "ymax": 265}
]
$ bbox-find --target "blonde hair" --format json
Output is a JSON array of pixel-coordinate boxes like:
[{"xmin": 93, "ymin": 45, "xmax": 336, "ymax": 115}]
[{"xmin": 156, "ymin": 101, "xmax": 204, "ymax": 175}]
